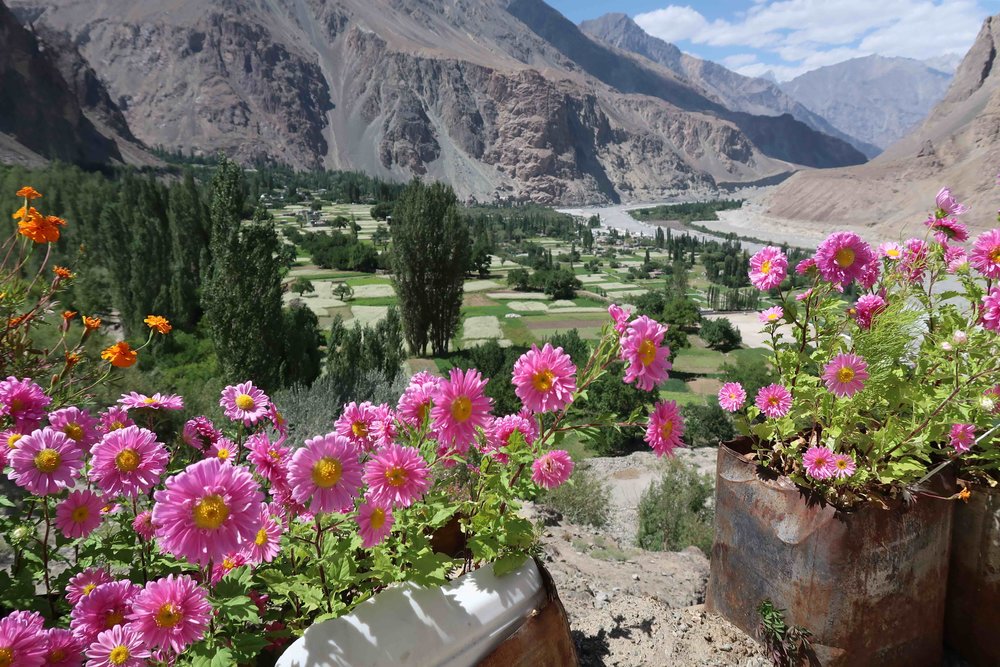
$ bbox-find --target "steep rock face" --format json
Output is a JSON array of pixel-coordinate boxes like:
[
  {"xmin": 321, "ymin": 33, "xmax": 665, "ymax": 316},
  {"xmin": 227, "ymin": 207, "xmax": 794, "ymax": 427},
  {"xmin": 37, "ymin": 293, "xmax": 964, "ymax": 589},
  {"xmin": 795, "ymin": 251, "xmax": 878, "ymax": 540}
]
[
  {"xmin": 780, "ymin": 55, "xmax": 953, "ymax": 150},
  {"xmin": 580, "ymin": 13, "xmax": 881, "ymax": 158},
  {"xmin": 11, "ymin": 0, "xmax": 865, "ymax": 203},
  {"xmin": 765, "ymin": 15, "xmax": 1000, "ymax": 236},
  {"xmin": 0, "ymin": 0, "xmax": 122, "ymax": 165}
]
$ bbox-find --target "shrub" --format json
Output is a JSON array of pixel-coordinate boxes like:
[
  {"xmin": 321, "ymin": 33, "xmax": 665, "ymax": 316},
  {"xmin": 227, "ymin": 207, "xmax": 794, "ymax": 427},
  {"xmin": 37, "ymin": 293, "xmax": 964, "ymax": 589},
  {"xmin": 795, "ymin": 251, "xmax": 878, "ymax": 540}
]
[
  {"xmin": 700, "ymin": 317, "xmax": 742, "ymax": 351},
  {"xmin": 681, "ymin": 401, "xmax": 735, "ymax": 447},
  {"xmin": 637, "ymin": 458, "xmax": 714, "ymax": 554},
  {"xmin": 539, "ymin": 465, "xmax": 611, "ymax": 528}
]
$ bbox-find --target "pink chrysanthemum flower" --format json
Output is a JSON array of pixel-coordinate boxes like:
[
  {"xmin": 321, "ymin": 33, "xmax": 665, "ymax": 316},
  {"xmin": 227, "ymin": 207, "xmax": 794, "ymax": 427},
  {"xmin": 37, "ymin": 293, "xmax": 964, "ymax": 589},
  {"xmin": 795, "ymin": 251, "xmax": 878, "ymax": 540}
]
[
  {"xmin": 397, "ymin": 372, "xmax": 441, "ymax": 428},
  {"xmin": 925, "ymin": 216, "xmax": 969, "ymax": 244},
  {"xmin": 207, "ymin": 437, "xmax": 239, "ymax": 465},
  {"xmin": 287, "ymin": 434, "xmax": 363, "ymax": 514},
  {"xmin": 182, "ymin": 416, "xmax": 220, "ymax": 452},
  {"xmin": 89, "ymin": 426, "xmax": 168, "ymax": 499},
  {"xmin": 243, "ymin": 505, "xmax": 282, "ymax": 564},
  {"xmin": 980, "ymin": 288, "xmax": 1000, "ymax": 332},
  {"xmin": 512, "ymin": 343, "xmax": 577, "ymax": 414},
  {"xmin": 118, "ymin": 392, "xmax": 183, "ymax": 411},
  {"xmin": 718, "ymin": 382, "xmax": 747, "ymax": 413},
  {"xmin": 802, "ymin": 447, "xmax": 837, "ymax": 480},
  {"xmin": 608, "ymin": 304, "xmax": 632, "ymax": 334},
  {"xmin": 531, "ymin": 450, "xmax": 574, "ymax": 489},
  {"xmin": 950, "ymin": 423, "xmax": 976, "ymax": 453},
  {"xmin": 152, "ymin": 458, "xmax": 263, "ymax": 566},
  {"xmin": 858, "ymin": 257, "xmax": 881, "ymax": 290},
  {"xmin": 758, "ymin": 306, "xmax": 783, "ymax": 324},
  {"xmin": 748, "ymin": 246, "xmax": 788, "ymax": 290},
  {"xmin": 0, "ymin": 377, "xmax": 51, "ymax": 432},
  {"xmin": 795, "ymin": 288, "xmax": 814, "ymax": 302},
  {"xmin": 210, "ymin": 553, "xmax": 247, "ymax": 586},
  {"xmin": 815, "ymin": 232, "xmax": 876, "ymax": 287},
  {"xmin": 370, "ymin": 404, "xmax": 400, "ymax": 448},
  {"xmin": 481, "ymin": 413, "xmax": 538, "ymax": 463},
  {"xmin": 70, "ymin": 581, "xmax": 141, "ymax": 646},
  {"xmin": 128, "ymin": 574, "xmax": 212, "ymax": 653},
  {"xmin": 899, "ymin": 238, "xmax": 929, "ymax": 283},
  {"xmin": 220, "ymin": 381, "xmax": 270, "ymax": 427},
  {"xmin": 48, "ymin": 407, "xmax": 100, "ymax": 451},
  {"xmin": 970, "ymin": 229, "xmax": 1000, "ymax": 279},
  {"xmin": 0, "ymin": 429, "xmax": 23, "ymax": 467},
  {"xmin": 363, "ymin": 444, "xmax": 431, "ymax": 508},
  {"xmin": 944, "ymin": 244, "xmax": 969, "ymax": 273},
  {"xmin": 132, "ymin": 510, "xmax": 155, "ymax": 541},
  {"xmin": 644, "ymin": 401, "xmax": 685, "ymax": 457},
  {"xmin": 0, "ymin": 615, "xmax": 46, "ymax": 667},
  {"xmin": 356, "ymin": 501, "xmax": 394, "ymax": 548},
  {"xmin": 41, "ymin": 627, "xmax": 82, "ymax": 667},
  {"xmin": 985, "ymin": 385, "xmax": 1000, "ymax": 414},
  {"xmin": 755, "ymin": 384, "xmax": 793, "ymax": 419},
  {"xmin": 268, "ymin": 403, "xmax": 289, "ymax": 437},
  {"xmin": 84, "ymin": 625, "xmax": 148, "ymax": 667},
  {"xmin": 431, "ymin": 368, "xmax": 493, "ymax": 453},
  {"xmin": 65, "ymin": 568, "xmax": 113, "ymax": 605},
  {"xmin": 55, "ymin": 489, "xmax": 103, "ymax": 539},
  {"xmin": 822, "ymin": 353, "xmax": 869, "ymax": 398},
  {"xmin": 795, "ymin": 257, "xmax": 817, "ymax": 275},
  {"xmin": 336, "ymin": 401, "xmax": 379, "ymax": 451},
  {"xmin": 935, "ymin": 187, "xmax": 969, "ymax": 217},
  {"xmin": 6, "ymin": 611, "xmax": 43, "ymax": 633},
  {"xmin": 832, "ymin": 453, "xmax": 856, "ymax": 479},
  {"xmin": 97, "ymin": 407, "xmax": 133, "ymax": 434},
  {"xmin": 852, "ymin": 294, "xmax": 888, "ymax": 330},
  {"xmin": 246, "ymin": 432, "xmax": 289, "ymax": 483},
  {"xmin": 878, "ymin": 242, "xmax": 903, "ymax": 260},
  {"xmin": 9, "ymin": 428, "xmax": 83, "ymax": 496},
  {"xmin": 620, "ymin": 316, "xmax": 672, "ymax": 391}
]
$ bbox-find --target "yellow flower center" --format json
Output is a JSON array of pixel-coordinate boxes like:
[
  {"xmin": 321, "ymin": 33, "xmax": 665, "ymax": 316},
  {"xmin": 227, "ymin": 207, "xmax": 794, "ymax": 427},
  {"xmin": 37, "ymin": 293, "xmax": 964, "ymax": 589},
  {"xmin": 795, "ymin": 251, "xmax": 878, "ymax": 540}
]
[
  {"xmin": 384, "ymin": 466, "xmax": 407, "ymax": 487},
  {"xmin": 49, "ymin": 648, "xmax": 67, "ymax": 662},
  {"xmin": 417, "ymin": 403, "xmax": 429, "ymax": 423},
  {"xmin": 837, "ymin": 367, "xmax": 855, "ymax": 383},
  {"xmin": 105, "ymin": 610, "xmax": 125, "ymax": 628},
  {"xmin": 369, "ymin": 507, "xmax": 386, "ymax": 529},
  {"xmin": 450, "ymin": 396, "xmax": 472, "ymax": 423},
  {"xmin": 155, "ymin": 602, "xmax": 183, "ymax": 628},
  {"xmin": 192, "ymin": 494, "xmax": 229, "ymax": 530},
  {"xmin": 268, "ymin": 450, "xmax": 281, "ymax": 460},
  {"xmin": 7, "ymin": 433, "xmax": 21, "ymax": 449},
  {"xmin": 71, "ymin": 505, "xmax": 91, "ymax": 523},
  {"xmin": 311, "ymin": 457, "xmax": 342, "ymax": 488},
  {"xmin": 108, "ymin": 645, "xmax": 130, "ymax": 665},
  {"xmin": 835, "ymin": 247, "xmax": 856, "ymax": 268},
  {"xmin": 887, "ymin": 248, "xmax": 901, "ymax": 258},
  {"xmin": 531, "ymin": 369, "xmax": 556, "ymax": 393},
  {"xmin": 110, "ymin": 421, "xmax": 125, "ymax": 431},
  {"xmin": 63, "ymin": 422, "xmax": 84, "ymax": 442},
  {"xmin": 115, "ymin": 448, "xmax": 140, "ymax": 472},
  {"xmin": 660, "ymin": 419, "xmax": 673, "ymax": 440},
  {"xmin": 768, "ymin": 396, "xmax": 780, "ymax": 407},
  {"xmin": 82, "ymin": 583, "xmax": 98, "ymax": 596},
  {"xmin": 143, "ymin": 397, "xmax": 156, "ymax": 405},
  {"xmin": 760, "ymin": 259, "xmax": 772, "ymax": 274},
  {"xmin": 836, "ymin": 458, "xmax": 849, "ymax": 470},
  {"xmin": 217, "ymin": 447, "xmax": 231, "ymax": 461},
  {"xmin": 255, "ymin": 528, "xmax": 268, "ymax": 545},
  {"xmin": 351, "ymin": 421, "xmax": 369, "ymax": 438},
  {"xmin": 34, "ymin": 448, "xmax": 61, "ymax": 473},
  {"xmin": 638, "ymin": 339, "xmax": 657, "ymax": 367},
  {"xmin": 767, "ymin": 313, "xmax": 778, "ymax": 321},
  {"xmin": 9, "ymin": 398, "xmax": 23, "ymax": 413},
  {"xmin": 222, "ymin": 556, "xmax": 237, "ymax": 570},
  {"xmin": 814, "ymin": 456, "xmax": 829, "ymax": 468},
  {"xmin": 235, "ymin": 394, "xmax": 255, "ymax": 411},
  {"xmin": 0, "ymin": 648, "xmax": 12, "ymax": 667},
  {"xmin": 991, "ymin": 248, "xmax": 1000, "ymax": 264}
]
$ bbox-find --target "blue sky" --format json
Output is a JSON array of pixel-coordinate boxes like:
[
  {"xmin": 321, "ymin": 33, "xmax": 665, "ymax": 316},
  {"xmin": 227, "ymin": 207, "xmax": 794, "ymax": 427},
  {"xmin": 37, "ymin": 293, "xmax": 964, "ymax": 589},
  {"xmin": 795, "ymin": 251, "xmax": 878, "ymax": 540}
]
[{"xmin": 548, "ymin": 0, "xmax": 1000, "ymax": 81}]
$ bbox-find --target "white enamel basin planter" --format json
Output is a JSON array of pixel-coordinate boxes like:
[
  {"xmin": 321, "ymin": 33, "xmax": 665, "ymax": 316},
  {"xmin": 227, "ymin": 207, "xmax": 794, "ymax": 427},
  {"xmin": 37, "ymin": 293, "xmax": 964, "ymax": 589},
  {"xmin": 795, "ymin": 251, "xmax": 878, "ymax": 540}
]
[{"xmin": 276, "ymin": 559, "xmax": 546, "ymax": 667}]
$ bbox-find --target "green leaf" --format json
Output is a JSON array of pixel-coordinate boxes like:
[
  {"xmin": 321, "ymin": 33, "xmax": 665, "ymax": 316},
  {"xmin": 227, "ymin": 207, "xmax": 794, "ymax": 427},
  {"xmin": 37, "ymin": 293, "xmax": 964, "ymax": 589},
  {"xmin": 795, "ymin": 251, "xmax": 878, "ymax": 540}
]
[{"xmin": 493, "ymin": 553, "xmax": 527, "ymax": 577}]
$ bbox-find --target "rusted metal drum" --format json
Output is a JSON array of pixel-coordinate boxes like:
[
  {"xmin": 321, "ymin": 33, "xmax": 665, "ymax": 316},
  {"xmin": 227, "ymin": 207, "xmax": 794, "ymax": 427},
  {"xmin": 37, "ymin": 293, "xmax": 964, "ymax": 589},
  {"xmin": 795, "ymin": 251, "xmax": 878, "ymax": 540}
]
[
  {"xmin": 706, "ymin": 439, "xmax": 954, "ymax": 667},
  {"xmin": 945, "ymin": 485, "xmax": 1000, "ymax": 667}
]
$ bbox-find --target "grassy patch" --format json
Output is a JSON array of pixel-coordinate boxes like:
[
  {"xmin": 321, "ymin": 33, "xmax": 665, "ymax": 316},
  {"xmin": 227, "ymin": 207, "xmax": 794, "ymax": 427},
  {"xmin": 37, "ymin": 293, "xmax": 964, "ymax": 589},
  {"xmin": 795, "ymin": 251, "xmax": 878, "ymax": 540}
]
[{"xmin": 672, "ymin": 347, "xmax": 725, "ymax": 375}]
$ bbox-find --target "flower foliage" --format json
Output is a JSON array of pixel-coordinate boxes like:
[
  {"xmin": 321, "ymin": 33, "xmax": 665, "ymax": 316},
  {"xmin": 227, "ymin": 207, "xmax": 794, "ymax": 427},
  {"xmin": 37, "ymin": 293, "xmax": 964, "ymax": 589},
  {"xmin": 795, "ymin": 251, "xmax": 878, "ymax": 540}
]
[{"xmin": 730, "ymin": 187, "xmax": 1000, "ymax": 506}]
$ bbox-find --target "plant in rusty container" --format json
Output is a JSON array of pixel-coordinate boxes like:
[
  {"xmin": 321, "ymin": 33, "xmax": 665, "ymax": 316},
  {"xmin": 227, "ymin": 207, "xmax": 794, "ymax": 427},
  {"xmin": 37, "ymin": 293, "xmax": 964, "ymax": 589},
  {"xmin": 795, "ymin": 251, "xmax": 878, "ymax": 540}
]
[{"xmin": 706, "ymin": 187, "xmax": 1000, "ymax": 667}]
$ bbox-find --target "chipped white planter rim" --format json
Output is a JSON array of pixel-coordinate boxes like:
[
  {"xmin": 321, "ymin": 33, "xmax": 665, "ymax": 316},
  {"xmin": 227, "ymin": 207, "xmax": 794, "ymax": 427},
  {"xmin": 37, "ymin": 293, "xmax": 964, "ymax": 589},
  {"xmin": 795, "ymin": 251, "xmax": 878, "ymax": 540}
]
[{"xmin": 276, "ymin": 558, "xmax": 547, "ymax": 667}]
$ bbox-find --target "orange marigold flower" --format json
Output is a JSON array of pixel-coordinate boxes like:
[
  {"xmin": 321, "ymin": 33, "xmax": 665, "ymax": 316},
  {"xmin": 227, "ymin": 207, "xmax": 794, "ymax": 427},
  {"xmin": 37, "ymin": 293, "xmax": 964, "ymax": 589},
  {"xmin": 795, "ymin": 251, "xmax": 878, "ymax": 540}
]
[
  {"xmin": 18, "ymin": 212, "xmax": 65, "ymax": 244},
  {"xmin": 16, "ymin": 186, "xmax": 42, "ymax": 200},
  {"xmin": 63, "ymin": 310, "xmax": 77, "ymax": 320},
  {"xmin": 65, "ymin": 351, "xmax": 81, "ymax": 366},
  {"xmin": 53, "ymin": 266, "xmax": 74, "ymax": 279},
  {"xmin": 143, "ymin": 315, "xmax": 172, "ymax": 335},
  {"xmin": 83, "ymin": 316, "xmax": 101, "ymax": 331},
  {"xmin": 12, "ymin": 205, "xmax": 38, "ymax": 220},
  {"xmin": 101, "ymin": 341, "xmax": 137, "ymax": 368}
]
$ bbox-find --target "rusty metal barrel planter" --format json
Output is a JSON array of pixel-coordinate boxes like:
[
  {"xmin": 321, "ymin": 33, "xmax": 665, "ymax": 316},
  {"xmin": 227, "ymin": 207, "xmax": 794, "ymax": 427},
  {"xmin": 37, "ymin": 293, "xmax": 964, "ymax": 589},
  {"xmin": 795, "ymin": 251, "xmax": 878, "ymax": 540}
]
[
  {"xmin": 706, "ymin": 440, "xmax": 954, "ymax": 667},
  {"xmin": 945, "ymin": 485, "xmax": 1000, "ymax": 667}
]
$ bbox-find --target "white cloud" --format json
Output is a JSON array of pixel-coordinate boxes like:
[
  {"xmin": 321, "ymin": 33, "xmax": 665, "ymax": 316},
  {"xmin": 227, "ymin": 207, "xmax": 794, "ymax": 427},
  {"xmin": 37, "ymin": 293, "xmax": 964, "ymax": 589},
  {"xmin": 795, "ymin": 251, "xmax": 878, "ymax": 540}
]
[{"xmin": 634, "ymin": 0, "xmax": 988, "ymax": 81}]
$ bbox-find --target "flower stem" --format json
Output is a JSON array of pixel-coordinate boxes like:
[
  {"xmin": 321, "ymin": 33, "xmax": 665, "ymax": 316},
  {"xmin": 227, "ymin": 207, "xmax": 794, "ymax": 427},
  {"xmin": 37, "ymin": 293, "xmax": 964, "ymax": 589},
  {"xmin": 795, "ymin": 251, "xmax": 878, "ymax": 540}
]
[{"xmin": 41, "ymin": 499, "xmax": 55, "ymax": 618}]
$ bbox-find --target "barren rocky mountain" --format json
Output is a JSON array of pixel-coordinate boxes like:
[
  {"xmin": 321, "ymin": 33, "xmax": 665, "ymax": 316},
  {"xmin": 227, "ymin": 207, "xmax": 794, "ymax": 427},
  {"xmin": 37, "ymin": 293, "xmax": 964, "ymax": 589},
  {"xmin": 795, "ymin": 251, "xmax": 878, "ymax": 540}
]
[
  {"xmin": 780, "ymin": 55, "xmax": 953, "ymax": 151},
  {"xmin": 8, "ymin": 0, "xmax": 865, "ymax": 204},
  {"xmin": 580, "ymin": 12, "xmax": 881, "ymax": 159},
  {"xmin": 764, "ymin": 14, "xmax": 1000, "ymax": 237}
]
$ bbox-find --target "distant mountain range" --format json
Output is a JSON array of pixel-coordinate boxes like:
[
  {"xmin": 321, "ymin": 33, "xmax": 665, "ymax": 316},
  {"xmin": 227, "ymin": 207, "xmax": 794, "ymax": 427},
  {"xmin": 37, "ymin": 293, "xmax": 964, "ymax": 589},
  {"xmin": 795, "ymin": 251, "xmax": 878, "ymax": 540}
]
[
  {"xmin": 2, "ymin": 0, "xmax": 868, "ymax": 205},
  {"xmin": 765, "ymin": 14, "xmax": 1000, "ymax": 236}
]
